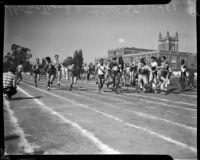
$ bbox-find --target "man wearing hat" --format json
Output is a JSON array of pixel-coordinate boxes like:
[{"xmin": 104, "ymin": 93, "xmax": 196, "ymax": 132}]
[{"xmin": 3, "ymin": 66, "xmax": 17, "ymax": 100}]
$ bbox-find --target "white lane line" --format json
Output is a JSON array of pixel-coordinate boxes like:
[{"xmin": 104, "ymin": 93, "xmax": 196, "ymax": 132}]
[
  {"xmin": 17, "ymin": 86, "xmax": 120, "ymax": 154},
  {"xmin": 3, "ymin": 98, "xmax": 39, "ymax": 154},
  {"xmin": 23, "ymin": 80, "xmax": 197, "ymax": 131},
  {"xmin": 27, "ymin": 79, "xmax": 196, "ymax": 112},
  {"xmin": 53, "ymin": 86, "xmax": 197, "ymax": 132},
  {"xmin": 77, "ymin": 80, "xmax": 197, "ymax": 106},
  {"xmin": 139, "ymin": 99, "xmax": 196, "ymax": 112},
  {"xmin": 21, "ymin": 82, "xmax": 197, "ymax": 153}
]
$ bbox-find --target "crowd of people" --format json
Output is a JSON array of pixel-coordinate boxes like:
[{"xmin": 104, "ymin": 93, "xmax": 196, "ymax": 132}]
[
  {"xmin": 3, "ymin": 54, "xmax": 196, "ymax": 100},
  {"xmin": 94, "ymin": 56, "xmax": 196, "ymax": 94}
]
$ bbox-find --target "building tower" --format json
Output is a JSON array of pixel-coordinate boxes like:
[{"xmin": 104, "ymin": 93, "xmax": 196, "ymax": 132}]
[{"xmin": 158, "ymin": 31, "xmax": 179, "ymax": 52}]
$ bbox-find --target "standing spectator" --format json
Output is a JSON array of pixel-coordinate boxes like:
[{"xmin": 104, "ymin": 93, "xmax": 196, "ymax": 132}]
[
  {"xmin": 16, "ymin": 61, "xmax": 24, "ymax": 85},
  {"xmin": 3, "ymin": 67, "xmax": 17, "ymax": 100},
  {"xmin": 187, "ymin": 64, "xmax": 195, "ymax": 88},
  {"xmin": 179, "ymin": 59, "xmax": 187, "ymax": 92}
]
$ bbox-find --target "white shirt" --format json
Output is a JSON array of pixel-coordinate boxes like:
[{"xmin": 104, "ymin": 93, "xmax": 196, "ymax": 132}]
[
  {"xmin": 151, "ymin": 61, "xmax": 158, "ymax": 67},
  {"xmin": 97, "ymin": 64, "xmax": 105, "ymax": 75}
]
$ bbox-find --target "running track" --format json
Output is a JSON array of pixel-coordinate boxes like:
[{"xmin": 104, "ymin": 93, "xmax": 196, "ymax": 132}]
[{"xmin": 4, "ymin": 75, "xmax": 197, "ymax": 159}]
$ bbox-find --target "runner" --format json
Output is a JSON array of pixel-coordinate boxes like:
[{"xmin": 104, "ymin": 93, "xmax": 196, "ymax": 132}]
[
  {"xmin": 54, "ymin": 54, "xmax": 62, "ymax": 86},
  {"xmin": 158, "ymin": 62, "xmax": 170, "ymax": 95},
  {"xmin": 107, "ymin": 57, "xmax": 120, "ymax": 94},
  {"xmin": 43, "ymin": 57, "xmax": 56, "ymax": 90},
  {"xmin": 136, "ymin": 59, "xmax": 151, "ymax": 93},
  {"xmin": 82, "ymin": 63, "xmax": 89, "ymax": 82},
  {"xmin": 118, "ymin": 56, "xmax": 124, "ymax": 90},
  {"xmin": 68, "ymin": 63, "xmax": 78, "ymax": 91},
  {"xmin": 150, "ymin": 56, "xmax": 158, "ymax": 92},
  {"xmin": 129, "ymin": 58, "xmax": 137, "ymax": 87},
  {"xmin": 32, "ymin": 58, "xmax": 42, "ymax": 87},
  {"xmin": 95, "ymin": 59, "xmax": 106, "ymax": 93},
  {"xmin": 16, "ymin": 61, "xmax": 24, "ymax": 85},
  {"xmin": 104, "ymin": 60, "xmax": 111, "ymax": 85}
]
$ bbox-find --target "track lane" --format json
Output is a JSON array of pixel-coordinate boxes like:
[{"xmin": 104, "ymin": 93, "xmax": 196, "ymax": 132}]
[{"xmin": 19, "ymin": 81, "xmax": 198, "ymax": 158}]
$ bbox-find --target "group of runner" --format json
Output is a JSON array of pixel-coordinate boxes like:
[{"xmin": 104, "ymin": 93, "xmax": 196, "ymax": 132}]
[
  {"xmin": 94, "ymin": 55, "xmax": 195, "ymax": 94},
  {"xmin": 3, "ymin": 53, "xmax": 195, "ymax": 100}
]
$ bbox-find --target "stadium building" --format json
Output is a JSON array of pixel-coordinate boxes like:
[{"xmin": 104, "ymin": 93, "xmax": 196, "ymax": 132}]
[{"xmin": 95, "ymin": 31, "xmax": 196, "ymax": 70}]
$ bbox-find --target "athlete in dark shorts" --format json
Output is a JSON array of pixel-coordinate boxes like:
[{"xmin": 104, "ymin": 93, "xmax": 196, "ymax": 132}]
[
  {"xmin": 32, "ymin": 58, "xmax": 42, "ymax": 87},
  {"xmin": 68, "ymin": 63, "xmax": 77, "ymax": 91},
  {"xmin": 43, "ymin": 57, "xmax": 56, "ymax": 90}
]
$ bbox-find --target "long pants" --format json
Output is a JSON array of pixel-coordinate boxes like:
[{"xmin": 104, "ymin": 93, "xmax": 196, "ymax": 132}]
[
  {"xmin": 179, "ymin": 75, "xmax": 186, "ymax": 90},
  {"xmin": 188, "ymin": 76, "xmax": 194, "ymax": 87},
  {"xmin": 3, "ymin": 87, "xmax": 17, "ymax": 99}
]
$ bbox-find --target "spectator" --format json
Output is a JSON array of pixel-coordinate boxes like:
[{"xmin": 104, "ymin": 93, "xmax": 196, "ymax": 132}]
[
  {"xmin": 187, "ymin": 64, "xmax": 195, "ymax": 88},
  {"xmin": 179, "ymin": 59, "xmax": 187, "ymax": 92},
  {"xmin": 3, "ymin": 67, "xmax": 17, "ymax": 100}
]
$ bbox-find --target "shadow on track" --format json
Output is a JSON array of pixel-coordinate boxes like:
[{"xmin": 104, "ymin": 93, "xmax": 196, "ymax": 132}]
[
  {"xmin": 11, "ymin": 96, "xmax": 43, "ymax": 101},
  {"xmin": 4, "ymin": 134, "xmax": 20, "ymax": 141}
]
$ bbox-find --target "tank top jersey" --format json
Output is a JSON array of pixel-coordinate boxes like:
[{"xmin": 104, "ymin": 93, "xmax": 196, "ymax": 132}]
[
  {"xmin": 138, "ymin": 66, "xmax": 149, "ymax": 75},
  {"xmin": 32, "ymin": 63, "xmax": 41, "ymax": 74},
  {"xmin": 16, "ymin": 64, "xmax": 23, "ymax": 74},
  {"xmin": 129, "ymin": 62, "xmax": 137, "ymax": 72},
  {"xmin": 46, "ymin": 62, "xmax": 56, "ymax": 74},
  {"xmin": 151, "ymin": 61, "xmax": 158, "ymax": 74},
  {"xmin": 161, "ymin": 66, "xmax": 169, "ymax": 78},
  {"xmin": 54, "ymin": 60, "xmax": 62, "ymax": 71},
  {"xmin": 112, "ymin": 61, "xmax": 119, "ymax": 72},
  {"xmin": 181, "ymin": 64, "xmax": 187, "ymax": 77}
]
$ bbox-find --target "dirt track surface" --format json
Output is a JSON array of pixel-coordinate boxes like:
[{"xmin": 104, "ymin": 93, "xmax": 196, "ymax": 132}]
[{"xmin": 4, "ymin": 75, "xmax": 197, "ymax": 159}]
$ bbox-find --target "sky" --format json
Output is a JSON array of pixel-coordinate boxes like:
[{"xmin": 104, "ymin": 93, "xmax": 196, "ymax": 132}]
[{"xmin": 4, "ymin": 0, "xmax": 197, "ymax": 64}]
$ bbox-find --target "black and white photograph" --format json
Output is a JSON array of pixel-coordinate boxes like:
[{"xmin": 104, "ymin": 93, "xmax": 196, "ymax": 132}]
[{"xmin": 3, "ymin": 0, "xmax": 197, "ymax": 159}]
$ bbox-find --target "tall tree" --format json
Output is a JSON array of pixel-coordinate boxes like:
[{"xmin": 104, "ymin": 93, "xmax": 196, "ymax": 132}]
[
  {"xmin": 63, "ymin": 56, "xmax": 74, "ymax": 67},
  {"xmin": 3, "ymin": 44, "xmax": 33, "ymax": 72},
  {"xmin": 73, "ymin": 49, "xmax": 83, "ymax": 79}
]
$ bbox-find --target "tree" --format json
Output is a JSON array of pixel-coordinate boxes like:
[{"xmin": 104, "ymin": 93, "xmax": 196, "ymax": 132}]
[
  {"xmin": 73, "ymin": 49, "xmax": 83, "ymax": 79},
  {"xmin": 3, "ymin": 44, "xmax": 33, "ymax": 72},
  {"xmin": 63, "ymin": 56, "xmax": 74, "ymax": 67}
]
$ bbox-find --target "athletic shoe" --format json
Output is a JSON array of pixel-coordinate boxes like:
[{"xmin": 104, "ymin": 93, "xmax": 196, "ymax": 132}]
[
  {"xmin": 58, "ymin": 83, "xmax": 60, "ymax": 86},
  {"xmin": 47, "ymin": 87, "xmax": 50, "ymax": 90}
]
